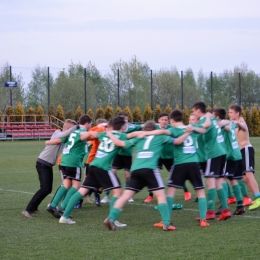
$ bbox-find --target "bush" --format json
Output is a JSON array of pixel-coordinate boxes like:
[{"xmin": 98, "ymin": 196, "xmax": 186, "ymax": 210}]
[
  {"xmin": 65, "ymin": 109, "xmax": 74, "ymax": 120},
  {"xmin": 26, "ymin": 107, "xmax": 35, "ymax": 122},
  {"xmin": 36, "ymin": 105, "xmax": 45, "ymax": 122},
  {"xmin": 124, "ymin": 106, "xmax": 133, "ymax": 122},
  {"xmin": 164, "ymin": 104, "xmax": 172, "ymax": 114},
  {"xmin": 75, "ymin": 105, "xmax": 83, "ymax": 122},
  {"xmin": 143, "ymin": 103, "xmax": 153, "ymax": 121},
  {"xmin": 104, "ymin": 105, "xmax": 113, "ymax": 120},
  {"xmin": 153, "ymin": 104, "xmax": 162, "ymax": 123},
  {"xmin": 95, "ymin": 106, "xmax": 105, "ymax": 120},
  {"xmin": 132, "ymin": 106, "xmax": 143, "ymax": 122},
  {"xmin": 15, "ymin": 102, "xmax": 24, "ymax": 122},
  {"xmin": 56, "ymin": 104, "xmax": 65, "ymax": 121},
  {"xmin": 86, "ymin": 108, "xmax": 94, "ymax": 120}
]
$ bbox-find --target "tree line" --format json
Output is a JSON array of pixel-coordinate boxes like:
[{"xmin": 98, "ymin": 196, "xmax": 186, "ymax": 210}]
[
  {"xmin": 2, "ymin": 102, "xmax": 260, "ymax": 137},
  {"xmin": 0, "ymin": 57, "xmax": 260, "ymax": 115}
]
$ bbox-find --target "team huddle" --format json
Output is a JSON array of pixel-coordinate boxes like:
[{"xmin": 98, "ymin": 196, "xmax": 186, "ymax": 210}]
[{"xmin": 22, "ymin": 101, "xmax": 260, "ymax": 231}]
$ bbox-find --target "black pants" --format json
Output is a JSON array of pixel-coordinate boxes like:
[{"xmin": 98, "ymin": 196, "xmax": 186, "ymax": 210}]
[{"xmin": 26, "ymin": 161, "xmax": 53, "ymax": 212}]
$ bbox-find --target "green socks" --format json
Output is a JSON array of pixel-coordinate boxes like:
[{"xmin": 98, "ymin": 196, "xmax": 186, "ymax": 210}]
[
  {"xmin": 51, "ymin": 186, "xmax": 67, "ymax": 208},
  {"xmin": 108, "ymin": 207, "xmax": 122, "ymax": 222},
  {"xmin": 183, "ymin": 182, "xmax": 188, "ymax": 192},
  {"xmin": 232, "ymin": 184, "xmax": 243, "ymax": 207},
  {"xmin": 207, "ymin": 188, "xmax": 216, "ymax": 210},
  {"xmin": 217, "ymin": 188, "xmax": 228, "ymax": 209},
  {"xmin": 61, "ymin": 187, "xmax": 78, "ymax": 209},
  {"xmin": 198, "ymin": 198, "xmax": 207, "ymax": 219},
  {"xmin": 166, "ymin": 197, "xmax": 174, "ymax": 218},
  {"xmin": 222, "ymin": 182, "xmax": 228, "ymax": 198},
  {"xmin": 63, "ymin": 191, "xmax": 83, "ymax": 218},
  {"xmin": 238, "ymin": 179, "xmax": 248, "ymax": 197},
  {"xmin": 110, "ymin": 196, "xmax": 118, "ymax": 211},
  {"xmin": 157, "ymin": 203, "xmax": 170, "ymax": 227}
]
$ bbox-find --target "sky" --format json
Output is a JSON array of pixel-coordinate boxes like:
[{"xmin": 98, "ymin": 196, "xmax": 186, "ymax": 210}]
[{"xmin": 0, "ymin": 0, "xmax": 260, "ymax": 84}]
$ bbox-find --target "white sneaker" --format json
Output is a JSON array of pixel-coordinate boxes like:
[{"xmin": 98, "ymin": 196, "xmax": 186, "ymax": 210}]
[
  {"xmin": 101, "ymin": 196, "xmax": 110, "ymax": 203},
  {"xmin": 114, "ymin": 220, "xmax": 127, "ymax": 227},
  {"xmin": 59, "ymin": 216, "xmax": 76, "ymax": 224},
  {"xmin": 128, "ymin": 197, "xmax": 134, "ymax": 202}
]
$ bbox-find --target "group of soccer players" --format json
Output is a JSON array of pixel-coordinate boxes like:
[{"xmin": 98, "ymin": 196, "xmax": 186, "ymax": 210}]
[{"xmin": 22, "ymin": 101, "xmax": 260, "ymax": 231}]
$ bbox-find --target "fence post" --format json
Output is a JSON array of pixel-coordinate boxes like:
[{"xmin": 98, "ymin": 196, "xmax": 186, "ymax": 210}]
[
  {"xmin": 117, "ymin": 68, "xmax": 120, "ymax": 107},
  {"xmin": 47, "ymin": 67, "xmax": 50, "ymax": 107},
  {"xmin": 150, "ymin": 70, "xmax": 153, "ymax": 110},
  {"xmin": 181, "ymin": 71, "xmax": 184, "ymax": 109},
  {"xmin": 239, "ymin": 72, "xmax": 241, "ymax": 105},
  {"xmin": 210, "ymin": 71, "xmax": 213, "ymax": 108},
  {"xmin": 9, "ymin": 66, "xmax": 12, "ymax": 106},
  {"xmin": 84, "ymin": 68, "xmax": 87, "ymax": 112}
]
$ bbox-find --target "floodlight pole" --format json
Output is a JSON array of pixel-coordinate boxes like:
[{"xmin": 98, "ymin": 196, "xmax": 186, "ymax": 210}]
[{"xmin": 9, "ymin": 66, "xmax": 12, "ymax": 106}]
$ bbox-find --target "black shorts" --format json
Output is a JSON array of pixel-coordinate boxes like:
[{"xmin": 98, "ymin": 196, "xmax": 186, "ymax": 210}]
[
  {"xmin": 199, "ymin": 162, "xmax": 207, "ymax": 175},
  {"xmin": 158, "ymin": 158, "xmax": 174, "ymax": 172},
  {"xmin": 59, "ymin": 166, "xmax": 82, "ymax": 181},
  {"xmin": 126, "ymin": 168, "xmax": 165, "ymax": 192},
  {"xmin": 204, "ymin": 155, "xmax": 226, "ymax": 178},
  {"xmin": 81, "ymin": 166, "xmax": 121, "ymax": 191},
  {"xmin": 84, "ymin": 163, "xmax": 90, "ymax": 177},
  {"xmin": 112, "ymin": 154, "xmax": 132, "ymax": 171},
  {"xmin": 241, "ymin": 146, "xmax": 255, "ymax": 174},
  {"xmin": 168, "ymin": 162, "xmax": 204, "ymax": 190},
  {"xmin": 58, "ymin": 165, "xmax": 64, "ymax": 183},
  {"xmin": 228, "ymin": 160, "xmax": 243, "ymax": 180}
]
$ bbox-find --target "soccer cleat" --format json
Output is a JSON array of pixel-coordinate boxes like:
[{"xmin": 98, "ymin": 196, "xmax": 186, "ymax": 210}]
[
  {"xmin": 249, "ymin": 198, "xmax": 260, "ymax": 210},
  {"xmin": 59, "ymin": 216, "xmax": 76, "ymax": 224},
  {"xmin": 114, "ymin": 220, "xmax": 127, "ymax": 227},
  {"xmin": 56, "ymin": 206, "xmax": 64, "ymax": 214},
  {"xmin": 215, "ymin": 206, "xmax": 223, "ymax": 215},
  {"xmin": 217, "ymin": 208, "xmax": 231, "ymax": 221},
  {"xmin": 144, "ymin": 195, "xmax": 153, "ymax": 203},
  {"xmin": 47, "ymin": 204, "xmax": 61, "ymax": 219},
  {"xmin": 232, "ymin": 206, "xmax": 246, "ymax": 215},
  {"xmin": 196, "ymin": 210, "xmax": 216, "ymax": 221},
  {"xmin": 101, "ymin": 196, "xmax": 110, "ymax": 204},
  {"xmin": 163, "ymin": 224, "xmax": 177, "ymax": 231},
  {"xmin": 193, "ymin": 197, "xmax": 198, "ymax": 203},
  {"xmin": 128, "ymin": 197, "xmax": 134, "ymax": 202},
  {"xmin": 184, "ymin": 191, "xmax": 192, "ymax": 201},
  {"xmin": 74, "ymin": 203, "xmax": 82, "ymax": 209},
  {"xmin": 22, "ymin": 210, "xmax": 33, "ymax": 218},
  {"xmin": 103, "ymin": 218, "xmax": 116, "ymax": 231},
  {"xmin": 153, "ymin": 221, "xmax": 164, "ymax": 228},
  {"xmin": 200, "ymin": 219, "xmax": 210, "ymax": 227},
  {"xmin": 243, "ymin": 196, "xmax": 253, "ymax": 206},
  {"xmin": 227, "ymin": 196, "xmax": 236, "ymax": 204},
  {"xmin": 172, "ymin": 203, "xmax": 183, "ymax": 210}
]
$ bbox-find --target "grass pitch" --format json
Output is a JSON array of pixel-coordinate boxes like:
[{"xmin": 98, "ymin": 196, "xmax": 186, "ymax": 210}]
[{"xmin": 1, "ymin": 139, "xmax": 260, "ymax": 259}]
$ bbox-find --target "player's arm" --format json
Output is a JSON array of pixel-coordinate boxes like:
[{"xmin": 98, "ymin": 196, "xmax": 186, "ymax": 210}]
[
  {"xmin": 45, "ymin": 138, "xmax": 62, "ymax": 145},
  {"xmin": 56, "ymin": 125, "xmax": 77, "ymax": 138},
  {"xmin": 186, "ymin": 125, "xmax": 206, "ymax": 134},
  {"xmin": 173, "ymin": 131, "xmax": 191, "ymax": 145},
  {"xmin": 132, "ymin": 129, "xmax": 171, "ymax": 138},
  {"xmin": 202, "ymin": 112, "xmax": 211, "ymax": 128},
  {"xmin": 80, "ymin": 131, "xmax": 98, "ymax": 141},
  {"xmin": 106, "ymin": 131, "xmax": 126, "ymax": 147},
  {"xmin": 233, "ymin": 117, "xmax": 248, "ymax": 131}
]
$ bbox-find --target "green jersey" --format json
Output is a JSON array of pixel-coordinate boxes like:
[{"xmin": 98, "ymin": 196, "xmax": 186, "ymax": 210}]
[
  {"xmin": 155, "ymin": 124, "xmax": 174, "ymax": 159},
  {"xmin": 199, "ymin": 116, "xmax": 226, "ymax": 159},
  {"xmin": 60, "ymin": 128, "xmax": 87, "ymax": 168},
  {"xmin": 168, "ymin": 126, "xmax": 199, "ymax": 165},
  {"xmin": 223, "ymin": 122, "xmax": 242, "ymax": 161},
  {"xmin": 118, "ymin": 123, "xmax": 142, "ymax": 156},
  {"xmin": 90, "ymin": 131, "xmax": 127, "ymax": 170},
  {"xmin": 125, "ymin": 135, "xmax": 173, "ymax": 171}
]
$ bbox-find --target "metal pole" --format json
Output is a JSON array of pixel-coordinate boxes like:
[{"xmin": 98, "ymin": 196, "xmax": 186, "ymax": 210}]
[
  {"xmin": 181, "ymin": 71, "xmax": 183, "ymax": 109},
  {"xmin": 210, "ymin": 71, "xmax": 213, "ymax": 108},
  {"xmin": 150, "ymin": 70, "xmax": 153, "ymax": 110},
  {"xmin": 239, "ymin": 73, "xmax": 241, "ymax": 105},
  {"xmin": 47, "ymin": 67, "xmax": 50, "ymax": 107},
  {"xmin": 117, "ymin": 68, "xmax": 120, "ymax": 106},
  {"xmin": 84, "ymin": 68, "xmax": 87, "ymax": 112},
  {"xmin": 9, "ymin": 66, "xmax": 12, "ymax": 106}
]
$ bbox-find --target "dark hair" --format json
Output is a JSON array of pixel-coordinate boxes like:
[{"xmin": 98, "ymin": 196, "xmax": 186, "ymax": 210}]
[
  {"xmin": 213, "ymin": 108, "xmax": 226, "ymax": 120},
  {"xmin": 158, "ymin": 112, "xmax": 169, "ymax": 119},
  {"xmin": 79, "ymin": 114, "xmax": 92, "ymax": 125},
  {"xmin": 117, "ymin": 112, "xmax": 128, "ymax": 117},
  {"xmin": 192, "ymin": 101, "xmax": 206, "ymax": 113},
  {"xmin": 112, "ymin": 116, "xmax": 126, "ymax": 130},
  {"xmin": 229, "ymin": 104, "xmax": 241, "ymax": 116},
  {"xmin": 169, "ymin": 110, "xmax": 183, "ymax": 122},
  {"xmin": 142, "ymin": 121, "xmax": 156, "ymax": 131}
]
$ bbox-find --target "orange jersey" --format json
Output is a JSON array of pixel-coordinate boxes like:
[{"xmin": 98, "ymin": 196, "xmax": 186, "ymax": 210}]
[{"xmin": 86, "ymin": 125, "xmax": 105, "ymax": 164}]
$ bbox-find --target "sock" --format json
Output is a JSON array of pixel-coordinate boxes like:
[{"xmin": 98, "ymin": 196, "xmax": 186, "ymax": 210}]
[
  {"xmin": 232, "ymin": 184, "xmax": 243, "ymax": 207},
  {"xmin": 51, "ymin": 186, "xmax": 67, "ymax": 208},
  {"xmin": 207, "ymin": 188, "xmax": 216, "ymax": 210},
  {"xmin": 217, "ymin": 188, "xmax": 228, "ymax": 209},
  {"xmin": 183, "ymin": 182, "xmax": 188, "ymax": 192},
  {"xmin": 157, "ymin": 203, "xmax": 170, "ymax": 227},
  {"xmin": 222, "ymin": 182, "xmax": 228, "ymax": 198},
  {"xmin": 227, "ymin": 182, "xmax": 233, "ymax": 198},
  {"xmin": 198, "ymin": 198, "xmax": 207, "ymax": 220},
  {"xmin": 149, "ymin": 192, "xmax": 153, "ymax": 197},
  {"xmin": 61, "ymin": 187, "xmax": 78, "ymax": 209},
  {"xmin": 166, "ymin": 196, "xmax": 174, "ymax": 219},
  {"xmin": 105, "ymin": 190, "xmax": 110, "ymax": 197},
  {"xmin": 110, "ymin": 196, "xmax": 118, "ymax": 211},
  {"xmin": 254, "ymin": 192, "xmax": 260, "ymax": 200},
  {"xmin": 108, "ymin": 207, "xmax": 122, "ymax": 222},
  {"xmin": 50, "ymin": 186, "xmax": 61, "ymax": 203},
  {"xmin": 238, "ymin": 179, "xmax": 248, "ymax": 196},
  {"xmin": 63, "ymin": 191, "xmax": 83, "ymax": 218}
]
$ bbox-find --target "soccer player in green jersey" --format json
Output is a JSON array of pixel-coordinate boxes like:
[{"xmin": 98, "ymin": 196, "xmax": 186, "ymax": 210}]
[
  {"xmin": 213, "ymin": 108, "xmax": 245, "ymax": 215},
  {"xmin": 103, "ymin": 120, "xmax": 191, "ymax": 231},
  {"xmin": 192, "ymin": 102, "xmax": 231, "ymax": 221},
  {"xmin": 46, "ymin": 115, "xmax": 95, "ymax": 218}
]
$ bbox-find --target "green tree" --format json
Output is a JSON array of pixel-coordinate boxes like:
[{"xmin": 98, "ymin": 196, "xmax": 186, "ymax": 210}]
[
  {"xmin": 104, "ymin": 105, "xmax": 113, "ymax": 120},
  {"xmin": 164, "ymin": 104, "xmax": 172, "ymax": 114},
  {"xmin": 115, "ymin": 106, "xmax": 122, "ymax": 115},
  {"xmin": 182, "ymin": 106, "xmax": 190, "ymax": 125},
  {"xmin": 244, "ymin": 107, "xmax": 252, "ymax": 136},
  {"xmin": 124, "ymin": 106, "xmax": 133, "ymax": 122},
  {"xmin": 132, "ymin": 106, "xmax": 143, "ymax": 122},
  {"xmin": 65, "ymin": 109, "xmax": 75, "ymax": 120},
  {"xmin": 95, "ymin": 106, "xmax": 105, "ymax": 120},
  {"xmin": 15, "ymin": 102, "xmax": 25, "ymax": 122},
  {"xmin": 26, "ymin": 107, "xmax": 35, "ymax": 122},
  {"xmin": 86, "ymin": 108, "xmax": 94, "ymax": 120},
  {"xmin": 48, "ymin": 104, "xmax": 55, "ymax": 116},
  {"xmin": 250, "ymin": 107, "xmax": 260, "ymax": 136},
  {"xmin": 56, "ymin": 105, "xmax": 65, "ymax": 121},
  {"xmin": 153, "ymin": 104, "xmax": 162, "ymax": 122},
  {"xmin": 143, "ymin": 103, "xmax": 153, "ymax": 121},
  {"xmin": 36, "ymin": 105, "xmax": 45, "ymax": 122},
  {"xmin": 5, "ymin": 106, "xmax": 14, "ymax": 122},
  {"xmin": 75, "ymin": 105, "xmax": 83, "ymax": 122}
]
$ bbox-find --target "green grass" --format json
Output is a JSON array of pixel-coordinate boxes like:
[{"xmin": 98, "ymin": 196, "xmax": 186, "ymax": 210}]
[{"xmin": 1, "ymin": 139, "xmax": 260, "ymax": 259}]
